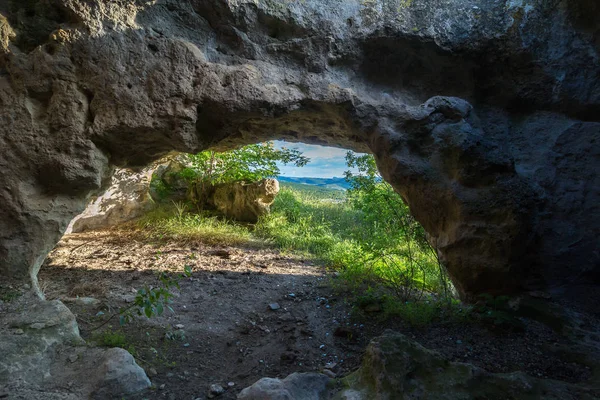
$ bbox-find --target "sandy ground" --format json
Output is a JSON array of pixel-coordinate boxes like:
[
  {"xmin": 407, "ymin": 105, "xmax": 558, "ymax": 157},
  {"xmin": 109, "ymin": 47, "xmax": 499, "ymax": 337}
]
[{"xmin": 39, "ymin": 230, "xmax": 595, "ymax": 399}]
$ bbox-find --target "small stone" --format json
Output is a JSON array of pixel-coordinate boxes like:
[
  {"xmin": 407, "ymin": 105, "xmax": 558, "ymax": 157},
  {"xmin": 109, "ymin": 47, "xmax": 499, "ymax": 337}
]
[
  {"xmin": 324, "ymin": 362, "xmax": 337, "ymax": 370},
  {"xmin": 268, "ymin": 303, "xmax": 281, "ymax": 311},
  {"xmin": 322, "ymin": 369, "xmax": 336, "ymax": 378},
  {"xmin": 147, "ymin": 367, "xmax": 158, "ymax": 376},
  {"xmin": 68, "ymin": 354, "xmax": 78, "ymax": 363},
  {"xmin": 227, "ymin": 382, "xmax": 235, "ymax": 387},
  {"xmin": 29, "ymin": 323, "xmax": 45, "ymax": 330},
  {"xmin": 208, "ymin": 383, "xmax": 225, "ymax": 398},
  {"xmin": 159, "ymin": 384, "xmax": 166, "ymax": 390},
  {"xmin": 456, "ymin": 340, "xmax": 463, "ymax": 344},
  {"xmin": 14, "ymin": 329, "xmax": 24, "ymax": 335},
  {"xmin": 74, "ymin": 297, "xmax": 100, "ymax": 306},
  {"xmin": 175, "ymin": 324, "xmax": 185, "ymax": 329}
]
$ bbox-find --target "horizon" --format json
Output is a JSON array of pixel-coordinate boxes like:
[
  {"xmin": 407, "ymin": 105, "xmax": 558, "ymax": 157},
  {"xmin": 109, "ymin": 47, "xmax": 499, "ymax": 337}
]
[
  {"xmin": 273, "ymin": 140, "xmax": 362, "ymax": 178},
  {"xmin": 277, "ymin": 175, "xmax": 346, "ymax": 179}
]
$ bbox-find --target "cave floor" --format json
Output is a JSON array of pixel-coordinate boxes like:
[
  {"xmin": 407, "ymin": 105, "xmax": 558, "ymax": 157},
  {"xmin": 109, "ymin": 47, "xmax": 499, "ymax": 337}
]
[{"xmin": 39, "ymin": 230, "xmax": 594, "ymax": 399}]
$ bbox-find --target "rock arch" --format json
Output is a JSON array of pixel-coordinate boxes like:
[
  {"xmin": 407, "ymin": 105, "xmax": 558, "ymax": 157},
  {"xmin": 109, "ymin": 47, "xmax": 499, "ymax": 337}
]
[{"xmin": 0, "ymin": 0, "xmax": 598, "ymax": 302}]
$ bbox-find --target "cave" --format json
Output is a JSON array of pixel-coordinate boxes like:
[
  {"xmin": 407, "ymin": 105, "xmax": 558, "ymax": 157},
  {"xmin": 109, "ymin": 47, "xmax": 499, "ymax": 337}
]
[{"xmin": 0, "ymin": 0, "xmax": 599, "ymax": 398}]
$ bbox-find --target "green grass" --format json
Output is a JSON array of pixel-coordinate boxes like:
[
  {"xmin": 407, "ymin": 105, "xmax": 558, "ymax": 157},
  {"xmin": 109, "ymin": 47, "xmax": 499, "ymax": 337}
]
[
  {"xmin": 94, "ymin": 329, "xmax": 128, "ymax": 348},
  {"xmin": 133, "ymin": 182, "xmax": 454, "ymax": 325},
  {"xmin": 135, "ymin": 205, "xmax": 253, "ymax": 246},
  {"xmin": 255, "ymin": 184, "xmax": 449, "ymax": 297}
]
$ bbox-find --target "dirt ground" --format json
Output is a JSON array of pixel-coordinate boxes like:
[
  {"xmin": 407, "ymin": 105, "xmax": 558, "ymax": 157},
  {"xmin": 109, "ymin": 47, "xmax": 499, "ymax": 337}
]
[{"xmin": 39, "ymin": 230, "xmax": 595, "ymax": 399}]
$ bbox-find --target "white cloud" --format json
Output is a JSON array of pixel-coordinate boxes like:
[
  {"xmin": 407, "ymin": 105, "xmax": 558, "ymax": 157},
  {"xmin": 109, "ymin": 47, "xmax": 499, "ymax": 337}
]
[
  {"xmin": 273, "ymin": 140, "xmax": 350, "ymax": 161},
  {"xmin": 273, "ymin": 140, "xmax": 363, "ymax": 178}
]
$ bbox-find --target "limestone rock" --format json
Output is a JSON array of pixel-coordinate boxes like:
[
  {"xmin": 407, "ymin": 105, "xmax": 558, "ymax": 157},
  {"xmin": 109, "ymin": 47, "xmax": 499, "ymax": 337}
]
[
  {"xmin": 0, "ymin": 295, "xmax": 150, "ymax": 399},
  {"xmin": 337, "ymin": 331, "xmax": 599, "ymax": 400},
  {"xmin": 238, "ymin": 372, "xmax": 331, "ymax": 400},
  {"xmin": 0, "ymin": 0, "xmax": 598, "ymax": 302},
  {"xmin": 67, "ymin": 166, "xmax": 157, "ymax": 233},
  {"xmin": 210, "ymin": 179, "xmax": 280, "ymax": 223},
  {"xmin": 150, "ymin": 158, "xmax": 193, "ymax": 202},
  {"xmin": 91, "ymin": 348, "xmax": 152, "ymax": 399}
]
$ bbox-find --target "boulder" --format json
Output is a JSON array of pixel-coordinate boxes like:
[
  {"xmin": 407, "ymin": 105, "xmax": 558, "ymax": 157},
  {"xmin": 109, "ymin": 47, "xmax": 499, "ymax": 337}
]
[
  {"xmin": 0, "ymin": 293, "xmax": 151, "ymax": 399},
  {"xmin": 91, "ymin": 348, "xmax": 152, "ymax": 399},
  {"xmin": 210, "ymin": 179, "xmax": 280, "ymax": 223},
  {"xmin": 337, "ymin": 331, "xmax": 599, "ymax": 400},
  {"xmin": 238, "ymin": 372, "xmax": 331, "ymax": 400},
  {"xmin": 66, "ymin": 166, "xmax": 157, "ymax": 233},
  {"xmin": 150, "ymin": 158, "xmax": 193, "ymax": 203}
]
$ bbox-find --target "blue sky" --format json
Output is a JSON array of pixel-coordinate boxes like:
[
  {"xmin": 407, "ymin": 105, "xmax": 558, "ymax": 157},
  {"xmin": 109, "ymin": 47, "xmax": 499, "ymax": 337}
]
[{"xmin": 273, "ymin": 140, "xmax": 359, "ymax": 178}]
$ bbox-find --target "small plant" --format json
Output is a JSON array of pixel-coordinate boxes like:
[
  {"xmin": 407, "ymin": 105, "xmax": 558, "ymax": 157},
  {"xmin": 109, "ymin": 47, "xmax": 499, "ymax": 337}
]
[
  {"xmin": 0, "ymin": 288, "xmax": 21, "ymax": 303},
  {"xmin": 95, "ymin": 329, "xmax": 128, "ymax": 348},
  {"xmin": 119, "ymin": 265, "xmax": 193, "ymax": 325},
  {"xmin": 90, "ymin": 266, "xmax": 193, "ymax": 332},
  {"xmin": 172, "ymin": 200, "xmax": 188, "ymax": 220},
  {"xmin": 149, "ymin": 176, "xmax": 172, "ymax": 200}
]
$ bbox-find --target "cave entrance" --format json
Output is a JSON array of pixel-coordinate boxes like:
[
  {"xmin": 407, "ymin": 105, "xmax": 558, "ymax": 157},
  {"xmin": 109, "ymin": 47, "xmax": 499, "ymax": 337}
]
[
  {"xmin": 43, "ymin": 140, "xmax": 454, "ymax": 316},
  {"xmin": 33, "ymin": 141, "xmax": 465, "ymax": 399}
]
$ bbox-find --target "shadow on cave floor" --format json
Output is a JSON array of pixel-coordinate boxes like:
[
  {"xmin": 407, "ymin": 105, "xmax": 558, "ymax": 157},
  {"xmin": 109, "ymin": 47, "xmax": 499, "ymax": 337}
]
[{"xmin": 38, "ymin": 230, "xmax": 593, "ymax": 399}]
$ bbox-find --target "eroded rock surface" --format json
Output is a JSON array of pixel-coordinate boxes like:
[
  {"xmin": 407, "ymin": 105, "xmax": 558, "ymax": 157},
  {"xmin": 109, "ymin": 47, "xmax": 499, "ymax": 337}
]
[
  {"xmin": 209, "ymin": 178, "xmax": 280, "ymax": 223},
  {"xmin": 0, "ymin": 293, "xmax": 151, "ymax": 399},
  {"xmin": 0, "ymin": 0, "xmax": 598, "ymax": 300},
  {"xmin": 67, "ymin": 165, "xmax": 158, "ymax": 233},
  {"xmin": 337, "ymin": 331, "xmax": 599, "ymax": 400}
]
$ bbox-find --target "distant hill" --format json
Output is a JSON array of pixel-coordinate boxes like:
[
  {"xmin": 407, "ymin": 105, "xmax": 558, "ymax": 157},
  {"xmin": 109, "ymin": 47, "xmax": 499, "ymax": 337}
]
[{"xmin": 277, "ymin": 176, "xmax": 351, "ymax": 190}]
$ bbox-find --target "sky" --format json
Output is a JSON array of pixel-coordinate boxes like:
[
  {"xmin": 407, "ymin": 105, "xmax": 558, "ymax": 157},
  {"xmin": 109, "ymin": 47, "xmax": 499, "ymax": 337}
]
[{"xmin": 273, "ymin": 140, "xmax": 359, "ymax": 178}]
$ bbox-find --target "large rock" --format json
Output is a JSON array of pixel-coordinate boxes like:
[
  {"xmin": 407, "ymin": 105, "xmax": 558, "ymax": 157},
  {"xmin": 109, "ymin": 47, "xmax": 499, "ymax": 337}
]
[
  {"xmin": 91, "ymin": 348, "xmax": 152, "ymax": 399},
  {"xmin": 0, "ymin": 293, "xmax": 151, "ymax": 399},
  {"xmin": 210, "ymin": 178, "xmax": 280, "ymax": 223},
  {"xmin": 238, "ymin": 372, "xmax": 331, "ymax": 400},
  {"xmin": 150, "ymin": 157, "xmax": 194, "ymax": 202},
  {"xmin": 0, "ymin": 0, "xmax": 598, "ymax": 302},
  {"xmin": 337, "ymin": 331, "xmax": 599, "ymax": 400},
  {"xmin": 66, "ymin": 165, "xmax": 157, "ymax": 233}
]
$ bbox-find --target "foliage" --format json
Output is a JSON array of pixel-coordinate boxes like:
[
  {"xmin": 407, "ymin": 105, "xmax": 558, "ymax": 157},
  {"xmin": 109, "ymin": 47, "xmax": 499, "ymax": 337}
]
[
  {"xmin": 119, "ymin": 265, "xmax": 193, "ymax": 325},
  {"xmin": 90, "ymin": 266, "xmax": 193, "ymax": 332},
  {"xmin": 95, "ymin": 330, "xmax": 128, "ymax": 348},
  {"xmin": 138, "ymin": 145, "xmax": 456, "ymax": 326},
  {"xmin": 149, "ymin": 175, "xmax": 171, "ymax": 201},
  {"xmin": 343, "ymin": 152, "xmax": 452, "ymax": 301},
  {"xmin": 181, "ymin": 143, "xmax": 309, "ymax": 186},
  {"xmin": 256, "ymin": 178, "xmax": 452, "ymax": 302}
]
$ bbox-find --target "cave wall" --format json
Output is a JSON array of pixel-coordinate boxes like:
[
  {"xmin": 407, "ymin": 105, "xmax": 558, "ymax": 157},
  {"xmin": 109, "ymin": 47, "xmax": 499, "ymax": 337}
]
[{"xmin": 0, "ymin": 0, "xmax": 598, "ymax": 300}]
